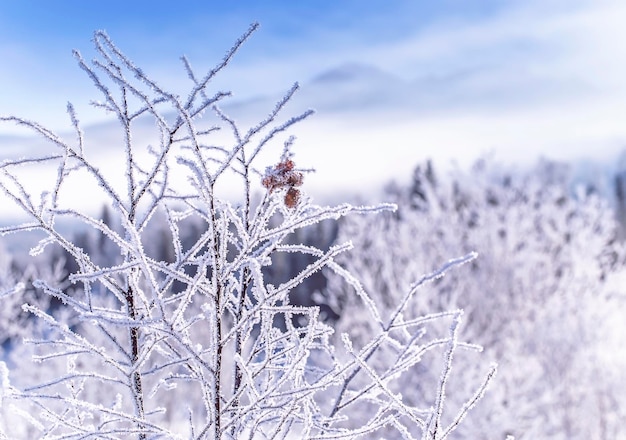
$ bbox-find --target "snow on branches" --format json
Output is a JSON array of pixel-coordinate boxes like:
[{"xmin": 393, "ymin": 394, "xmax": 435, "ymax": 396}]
[{"xmin": 0, "ymin": 26, "xmax": 495, "ymax": 439}]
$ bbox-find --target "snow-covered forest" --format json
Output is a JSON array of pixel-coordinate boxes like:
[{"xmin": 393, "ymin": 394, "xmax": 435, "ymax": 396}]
[{"xmin": 1, "ymin": 26, "xmax": 625, "ymax": 439}]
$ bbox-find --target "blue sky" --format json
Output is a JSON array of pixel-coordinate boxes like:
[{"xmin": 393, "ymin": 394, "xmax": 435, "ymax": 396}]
[{"xmin": 1, "ymin": 0, "xmax": 626, "ymax": 202}]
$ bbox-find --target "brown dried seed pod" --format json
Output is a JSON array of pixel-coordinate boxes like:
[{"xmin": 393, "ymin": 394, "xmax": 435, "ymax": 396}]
[
  {"xmin": 263, "ymin": 159, "xmax": 304, "ymax": 194},
  {"xmin": 287, "ymin": 172, "xmax": 304, "ymax": 187},
  {"xmin": 276, "ymin": 159, "xmax": 294, "ymax": 172},
  {"xmin": 262, "ymin": 175, "xmax": 281, "ymax": 192},
  {"xmin": 284, "ymin": 187, "xmax": 300, "ymax": 208},
  {"xmin": 261, "ymin": 176, "xmax": 274, "ymax": 190}
]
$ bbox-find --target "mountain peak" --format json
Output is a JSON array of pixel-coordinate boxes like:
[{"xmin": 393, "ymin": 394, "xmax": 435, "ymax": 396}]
[{"xmin": 310, "ymin": 63, "xmax": 398, "ymax": 85}]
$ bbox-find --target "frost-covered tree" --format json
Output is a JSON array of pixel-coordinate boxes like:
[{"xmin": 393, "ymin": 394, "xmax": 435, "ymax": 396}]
[
  {"xmin": 327, "ymin": 158, "xmax": 626, "ymax": 439},
  {"xmin": 0, "ymin": 26, "xmax": 494, "ymax": 439}
]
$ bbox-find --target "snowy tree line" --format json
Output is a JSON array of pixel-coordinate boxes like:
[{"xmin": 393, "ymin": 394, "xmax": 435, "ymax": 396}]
[{"xmin": 328, "ymin": 157, "xmax": 626, "ymax": 438}]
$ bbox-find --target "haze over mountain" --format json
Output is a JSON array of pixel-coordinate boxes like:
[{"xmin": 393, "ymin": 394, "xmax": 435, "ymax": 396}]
[
  {"xmin": 2, "ymin": 0, "xmax": 626, "ymax": 216},
  {"xmin": 0, "ymin": 60, "xmax": 623, "ymax": 223}
]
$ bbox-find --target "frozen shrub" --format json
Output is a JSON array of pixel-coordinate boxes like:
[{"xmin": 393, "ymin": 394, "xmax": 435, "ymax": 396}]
[{"xmin": 0, "ymin": 26, "xmax": 494, "ymax": 438}]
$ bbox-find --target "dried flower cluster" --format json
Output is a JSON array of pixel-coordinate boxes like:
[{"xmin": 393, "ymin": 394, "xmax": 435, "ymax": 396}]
[{"xmin": 262, "ymin": 158, "xmax": 304, "ymax": 208}]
